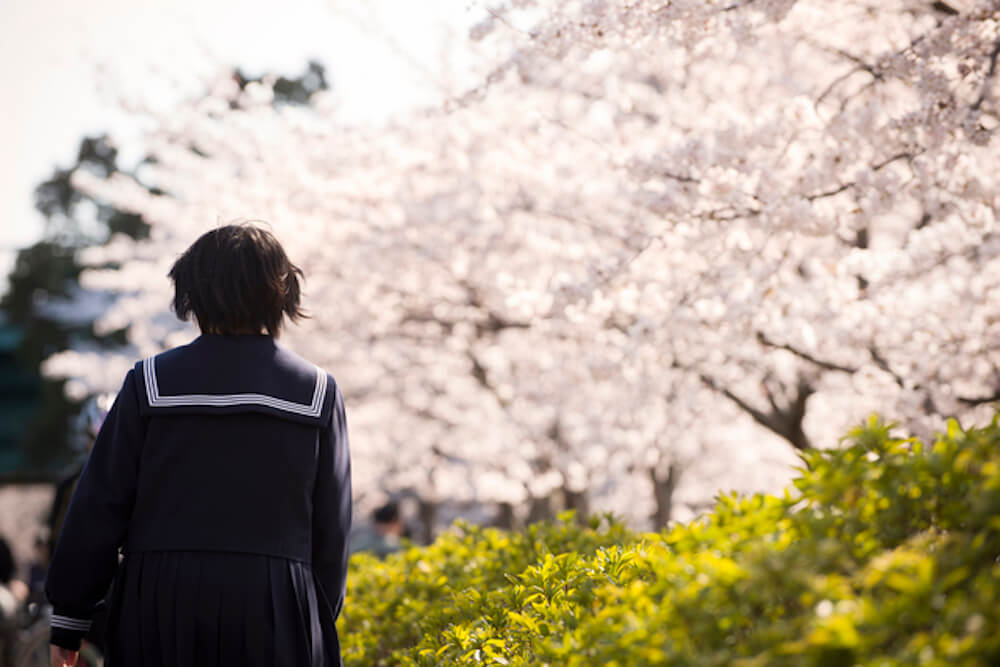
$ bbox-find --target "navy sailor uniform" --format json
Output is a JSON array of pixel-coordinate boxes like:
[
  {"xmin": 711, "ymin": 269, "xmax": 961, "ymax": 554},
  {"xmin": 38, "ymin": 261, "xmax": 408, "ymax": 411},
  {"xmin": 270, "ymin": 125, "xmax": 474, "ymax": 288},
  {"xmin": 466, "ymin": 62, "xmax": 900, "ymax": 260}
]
[{"xmin": 46, "ymin": 334, "xmax": 352, "ymax": 667}]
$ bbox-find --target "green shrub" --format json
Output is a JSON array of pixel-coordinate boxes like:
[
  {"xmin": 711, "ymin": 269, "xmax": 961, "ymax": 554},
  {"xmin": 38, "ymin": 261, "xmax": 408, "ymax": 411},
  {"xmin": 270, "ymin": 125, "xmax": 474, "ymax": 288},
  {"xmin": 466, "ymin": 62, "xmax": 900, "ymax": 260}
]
[{"xmin": 340, "ymin": 416, "xmax": 1000, "ymax": 666}]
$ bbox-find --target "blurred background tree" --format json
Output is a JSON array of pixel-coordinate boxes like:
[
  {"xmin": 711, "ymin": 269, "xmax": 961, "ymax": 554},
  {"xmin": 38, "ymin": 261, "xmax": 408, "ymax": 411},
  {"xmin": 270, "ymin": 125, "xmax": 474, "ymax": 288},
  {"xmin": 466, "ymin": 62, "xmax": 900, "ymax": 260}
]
[{"xmin": 0, "ymin": 62, "xmax": 330, "ymax": 477}]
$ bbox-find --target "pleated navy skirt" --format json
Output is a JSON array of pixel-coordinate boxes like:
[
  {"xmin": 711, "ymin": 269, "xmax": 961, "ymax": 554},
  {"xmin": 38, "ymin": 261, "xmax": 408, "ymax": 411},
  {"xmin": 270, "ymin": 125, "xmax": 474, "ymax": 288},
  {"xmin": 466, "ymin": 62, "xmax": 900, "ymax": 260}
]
[{"xmin": 104, "ymin": 551, "xmax": 341, "ymax": 667}]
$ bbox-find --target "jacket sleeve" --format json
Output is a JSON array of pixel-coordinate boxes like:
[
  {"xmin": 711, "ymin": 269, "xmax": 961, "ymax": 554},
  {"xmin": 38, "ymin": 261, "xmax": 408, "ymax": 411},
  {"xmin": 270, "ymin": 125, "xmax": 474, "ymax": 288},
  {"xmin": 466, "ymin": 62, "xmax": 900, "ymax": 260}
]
[
  {"xmin": 312, "ymin": 379, "xmax": 353, "ymax": 622},
  {"xmin": 46, "ymin": 369, "xmax": 146, "ymax": 650}
]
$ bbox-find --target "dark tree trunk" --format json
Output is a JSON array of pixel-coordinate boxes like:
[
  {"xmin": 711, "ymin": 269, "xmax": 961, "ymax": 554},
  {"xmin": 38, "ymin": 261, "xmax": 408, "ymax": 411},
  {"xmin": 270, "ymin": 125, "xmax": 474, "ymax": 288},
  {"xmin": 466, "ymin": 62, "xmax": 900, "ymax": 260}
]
[
  {"xmin": 417, "ymin": 498, "xmax": 438, "ymax": 545},
  {"xmin": 561, "ymin": 486, "xmax": 590, "ymax": 524},
  {"xmin": 526, "ymin": 493, "xmax": 555, "ymax": 525},
  {"xmin": 649, "ymin": 463, "xmax": 679, "ymax": 529},
  {"xmin": 493, "ymin": 501, "xmax": 516, "ymax": 531}
]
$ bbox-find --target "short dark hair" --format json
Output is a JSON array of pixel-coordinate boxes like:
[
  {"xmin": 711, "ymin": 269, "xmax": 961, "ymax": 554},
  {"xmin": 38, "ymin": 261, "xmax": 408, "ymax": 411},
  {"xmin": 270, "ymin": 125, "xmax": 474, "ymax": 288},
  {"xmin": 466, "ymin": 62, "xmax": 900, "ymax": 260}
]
[
  {"xmin": 169, "ymin": 223, "xmax": 305, "ymax": 336},
  {"xmin": 373, "ymin": 501, "xmax": 400, "ymax": 525}
]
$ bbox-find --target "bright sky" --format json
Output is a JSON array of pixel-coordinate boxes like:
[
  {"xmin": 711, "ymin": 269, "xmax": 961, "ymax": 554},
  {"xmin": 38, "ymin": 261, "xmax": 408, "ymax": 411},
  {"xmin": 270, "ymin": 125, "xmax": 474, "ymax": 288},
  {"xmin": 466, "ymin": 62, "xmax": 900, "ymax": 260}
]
[{"xmin": 0, "ymin": 0, "xmax": 486, "ymax": 294}]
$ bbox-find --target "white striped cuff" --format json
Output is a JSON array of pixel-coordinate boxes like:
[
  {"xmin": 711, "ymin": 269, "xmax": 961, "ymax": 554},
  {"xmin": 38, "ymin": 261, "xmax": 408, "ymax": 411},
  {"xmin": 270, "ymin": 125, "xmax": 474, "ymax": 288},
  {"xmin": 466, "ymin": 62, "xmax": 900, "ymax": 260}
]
[{"xmin": 51, "ymin": 614, "xmax": 92, "ymax": 633}]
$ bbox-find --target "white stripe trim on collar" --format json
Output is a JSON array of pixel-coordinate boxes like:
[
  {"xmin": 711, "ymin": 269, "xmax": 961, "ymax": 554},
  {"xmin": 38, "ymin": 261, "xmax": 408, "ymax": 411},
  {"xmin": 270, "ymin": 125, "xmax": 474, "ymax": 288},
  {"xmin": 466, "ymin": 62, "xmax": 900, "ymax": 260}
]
[{"xmin": 143, "ymin": 356, "xmax": 327, "ymax": 418}]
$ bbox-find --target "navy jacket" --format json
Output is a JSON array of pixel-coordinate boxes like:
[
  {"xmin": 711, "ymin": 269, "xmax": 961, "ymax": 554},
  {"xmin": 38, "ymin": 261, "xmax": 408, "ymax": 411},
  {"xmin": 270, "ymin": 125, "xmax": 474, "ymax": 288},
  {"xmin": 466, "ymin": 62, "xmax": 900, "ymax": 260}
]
[{"xmin": 46, "ymin": 334, "xmax": 352, "ymax": 651}]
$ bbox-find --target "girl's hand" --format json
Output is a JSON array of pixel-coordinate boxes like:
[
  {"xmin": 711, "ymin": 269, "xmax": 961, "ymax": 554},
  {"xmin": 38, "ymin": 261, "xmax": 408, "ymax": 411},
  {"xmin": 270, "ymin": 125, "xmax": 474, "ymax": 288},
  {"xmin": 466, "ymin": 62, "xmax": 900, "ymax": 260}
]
[{"xmin": 50, "ymin": 645, "xmax": 78, "ymax": 667}]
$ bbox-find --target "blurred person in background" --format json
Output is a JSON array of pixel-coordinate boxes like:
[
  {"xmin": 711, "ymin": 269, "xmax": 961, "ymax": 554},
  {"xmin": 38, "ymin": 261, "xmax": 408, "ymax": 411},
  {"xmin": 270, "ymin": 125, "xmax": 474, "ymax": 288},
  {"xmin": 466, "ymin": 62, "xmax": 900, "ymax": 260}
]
[
  {"xmin": 0, "ymin": 533, "xmax": 28, "ymax": 619},
  {"xmin": 45, "ymin": 223, "xmax": 352, "ymax": 667},
  {"xmin": 350, "ymin": 501, "xmax": 404, "ymax": 559},
  {"xmin": 27, "ymin": 534, "xmax": 49, "ymax": 606},
  {"xmin": 1, "ymin": 532, "xmax": 29, "ymax": 663}
]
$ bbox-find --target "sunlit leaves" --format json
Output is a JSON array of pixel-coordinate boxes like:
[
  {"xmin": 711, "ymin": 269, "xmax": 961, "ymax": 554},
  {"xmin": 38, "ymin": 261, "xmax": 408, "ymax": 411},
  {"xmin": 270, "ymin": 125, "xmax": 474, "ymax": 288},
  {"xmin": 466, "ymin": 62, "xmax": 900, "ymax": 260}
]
[{"xmin": 341, "ymin": 417, "xmax": 1000, "ymax": 665}]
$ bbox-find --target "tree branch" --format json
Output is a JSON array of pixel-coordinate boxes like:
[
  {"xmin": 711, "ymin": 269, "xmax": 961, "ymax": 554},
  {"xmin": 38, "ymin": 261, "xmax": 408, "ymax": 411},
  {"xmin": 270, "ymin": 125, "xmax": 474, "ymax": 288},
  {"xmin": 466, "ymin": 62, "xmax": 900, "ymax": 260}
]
[
  {"xmin": 460, "ymin": 280, "xmax": 532, "ymax": 336},
  {"xmin": 868, "ymin": 345, "xmax": 941, "ymax": 415},
  {"xmin": 957, "ymin": 390, "xmax": 1000, "ymax": 407},
  {"xmin": 756, "ymin": 331, "xmax": 858, "ymax": 374},
  {"xmin": 813, "ymin": 32, "xmax": 930, "ymax": 111},
  {"xmin": 868, "ymin": 345, "xmax": 906, "ymax": 389},
  {"xmin": 813, "ymin": 45, "xmax": 884, "ymax": 109},
  {"xmin": 972, "ymin": 39, "xmax": 1000, "ymax": 111},
  {"xmin": 698, "ymin": 373, "xmax": 773, "ymax": 428},
  {"xmin": 805, "ymin": 152, "xmax": 915, "ymax": 202},
  {"xmin": 930, "ymin": 1, "xmax": 959, "ymax": 16},
  {"xmin": 696, "ymin": 371, "xmax": 815, "ymax": 451}
]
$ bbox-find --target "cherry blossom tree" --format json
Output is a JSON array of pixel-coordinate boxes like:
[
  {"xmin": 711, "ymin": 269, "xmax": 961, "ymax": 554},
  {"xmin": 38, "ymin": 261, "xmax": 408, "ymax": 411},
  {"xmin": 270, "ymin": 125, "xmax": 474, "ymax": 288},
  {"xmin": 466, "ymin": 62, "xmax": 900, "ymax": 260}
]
[{"xmin": 42, "ymin": 0, "xmax": 1000, "ymax": 530}]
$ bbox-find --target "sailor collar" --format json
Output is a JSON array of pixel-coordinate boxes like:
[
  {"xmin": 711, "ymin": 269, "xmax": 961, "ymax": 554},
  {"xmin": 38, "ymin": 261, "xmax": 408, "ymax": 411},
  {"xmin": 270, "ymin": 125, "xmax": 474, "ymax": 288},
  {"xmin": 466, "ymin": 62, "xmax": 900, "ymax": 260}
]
[{"xmin": 134, "ymin": 335, "xmax": 334, "ymax": 426}]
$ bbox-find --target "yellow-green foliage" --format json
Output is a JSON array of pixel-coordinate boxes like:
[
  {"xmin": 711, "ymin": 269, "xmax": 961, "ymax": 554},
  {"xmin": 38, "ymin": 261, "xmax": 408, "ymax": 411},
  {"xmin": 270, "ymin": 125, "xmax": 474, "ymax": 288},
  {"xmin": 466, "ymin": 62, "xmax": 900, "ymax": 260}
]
[{"xmin": 340, "ymin": 417, "xmax": 1000, "ymax": 666}]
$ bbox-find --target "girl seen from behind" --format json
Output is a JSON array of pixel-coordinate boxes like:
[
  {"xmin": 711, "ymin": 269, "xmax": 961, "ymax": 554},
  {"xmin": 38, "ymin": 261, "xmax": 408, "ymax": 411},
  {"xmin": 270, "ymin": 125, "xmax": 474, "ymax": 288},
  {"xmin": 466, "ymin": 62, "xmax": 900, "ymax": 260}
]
[{"xmin": 46, "ymin": 223, "xmax": 352, "ymax": 667}]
